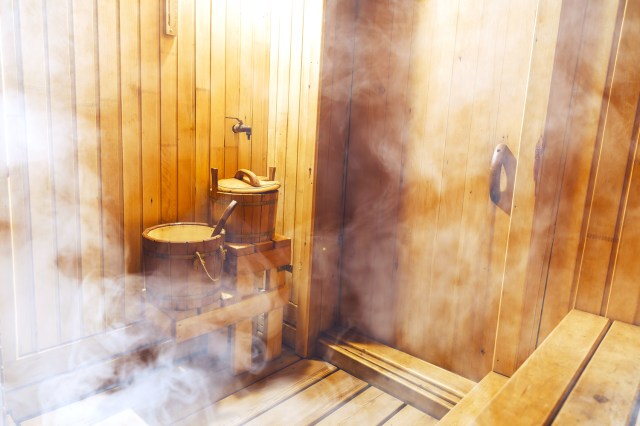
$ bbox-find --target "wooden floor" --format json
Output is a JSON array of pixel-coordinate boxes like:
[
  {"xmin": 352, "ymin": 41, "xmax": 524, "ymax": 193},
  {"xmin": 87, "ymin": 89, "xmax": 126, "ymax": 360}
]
[{"xmin": 19, "ymin": 354, "xmax": 437, "ymax": 425}]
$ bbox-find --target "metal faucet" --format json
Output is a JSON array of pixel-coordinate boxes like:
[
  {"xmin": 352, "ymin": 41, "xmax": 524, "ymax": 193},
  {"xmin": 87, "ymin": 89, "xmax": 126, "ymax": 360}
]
[{"xmin": 226, "ymin": 116, "xmax": 252, "ymax": 141}]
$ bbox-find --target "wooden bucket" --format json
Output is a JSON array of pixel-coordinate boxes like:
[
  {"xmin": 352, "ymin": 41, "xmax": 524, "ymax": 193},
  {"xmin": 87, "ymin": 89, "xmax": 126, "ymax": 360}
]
[
  {"xmin": 142, "ymin": 222, "xmax": 225, "ymax": 311},
  {"xmin": 210, "ymin": 168, "xmax": 280, "ymax": 244}
]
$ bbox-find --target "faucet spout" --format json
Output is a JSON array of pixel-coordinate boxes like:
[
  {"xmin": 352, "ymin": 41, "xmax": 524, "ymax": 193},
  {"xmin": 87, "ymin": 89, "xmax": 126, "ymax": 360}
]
[{"xmin": 226, "ymin": 116, "xmax": 252, "ymax": 141}]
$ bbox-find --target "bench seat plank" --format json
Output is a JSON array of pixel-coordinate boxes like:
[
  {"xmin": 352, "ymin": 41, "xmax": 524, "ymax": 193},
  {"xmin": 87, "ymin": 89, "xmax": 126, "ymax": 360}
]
[
  {"xmin": 475, "ymin": 310, "xmax": 610, "ymax": 424},
  {"xmin": 553, "ymin": 320, "xmax": 640, "ymax": 425}
]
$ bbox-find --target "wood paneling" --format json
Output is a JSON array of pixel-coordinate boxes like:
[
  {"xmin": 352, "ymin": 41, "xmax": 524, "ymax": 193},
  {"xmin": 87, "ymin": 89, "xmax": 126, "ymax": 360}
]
[
  {"xmin": 331, "ymin": 0, "xmax": 563, "ymax": 381},
  {"xmin": 1, "ymin": 0, "xmax": 323, "ymax": 388}
]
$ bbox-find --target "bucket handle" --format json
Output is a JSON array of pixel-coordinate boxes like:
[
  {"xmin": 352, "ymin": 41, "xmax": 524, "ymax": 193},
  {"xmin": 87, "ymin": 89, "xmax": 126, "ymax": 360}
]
[
  {"xmin": 194, "ymin": 246, "xmax": 226, "ymax": 283},
  {"xmin": 234, "ymin": 169, "xmax": 262, "ymax": 187}
]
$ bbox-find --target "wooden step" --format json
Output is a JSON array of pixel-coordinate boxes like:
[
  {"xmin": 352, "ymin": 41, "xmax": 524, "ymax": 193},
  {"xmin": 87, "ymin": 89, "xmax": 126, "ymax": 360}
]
[
  {"xmin": 318, "ymin": 329, "xmax": 475, "ymax": 419},
  {"xmin": 472, "ymin": 309, "xmax": 610, "ymax": 424},
  {"xmin": 438, "ymin": 371, "xmax": 507, "ymax": 425}
]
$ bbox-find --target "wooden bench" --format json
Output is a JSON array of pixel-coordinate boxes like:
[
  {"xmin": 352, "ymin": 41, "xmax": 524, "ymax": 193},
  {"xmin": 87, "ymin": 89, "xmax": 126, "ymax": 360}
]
[{"xmin": 443, "ymin": 309, "xmax": 640, "ymax": 425}]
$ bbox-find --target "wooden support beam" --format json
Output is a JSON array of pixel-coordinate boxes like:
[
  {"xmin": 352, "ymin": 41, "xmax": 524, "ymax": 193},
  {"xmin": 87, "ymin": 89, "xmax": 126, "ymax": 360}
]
[{"xmin": 175, "ymin": 285, "xmax": 289, "ymax": 343}]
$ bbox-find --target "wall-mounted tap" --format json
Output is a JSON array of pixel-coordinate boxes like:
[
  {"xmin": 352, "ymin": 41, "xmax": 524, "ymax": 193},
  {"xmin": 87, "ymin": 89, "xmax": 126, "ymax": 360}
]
[{"xmin": 226, "ymin": 116, "xmax": 252, "ymax": 141}]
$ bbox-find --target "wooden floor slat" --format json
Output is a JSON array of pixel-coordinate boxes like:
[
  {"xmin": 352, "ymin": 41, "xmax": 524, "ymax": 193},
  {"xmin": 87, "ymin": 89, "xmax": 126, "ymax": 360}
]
[
  {"xmin": 382, "ymin": 405, "xmax": 438, "ymax": 425},
  {"xmin": 243, "ymin": 370, "xmax": 368, "ymax": 425},
  {"xmin": 175, "ymin": 359, "xmax": 337, "ymax": 425},
  {"xmin": 315, "ymin": 386, "xmax": 405, "ymax": 425}
]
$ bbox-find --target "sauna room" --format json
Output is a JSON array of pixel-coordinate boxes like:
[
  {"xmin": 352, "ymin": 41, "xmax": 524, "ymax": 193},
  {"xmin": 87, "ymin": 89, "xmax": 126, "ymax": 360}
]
[{"xmin": 1, "ymin": 0, "xmax": 639, "ymax": 424}]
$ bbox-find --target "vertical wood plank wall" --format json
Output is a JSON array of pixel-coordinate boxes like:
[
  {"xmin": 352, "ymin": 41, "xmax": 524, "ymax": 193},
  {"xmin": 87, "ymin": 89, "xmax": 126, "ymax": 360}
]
[
  {"xmin": 317, "ymin": 0, "xmax": 637, "ymax": 381},
  {"xmin": 493, "ymin": 0, "xmax": 623, "ymax": 375},
  {"xmin": 325, "ymin": 0, "xmax": 563, "ymax": 381},
  {"xmin": 0, "ymin": 0, "xmax": 322, "ymax": 368}
]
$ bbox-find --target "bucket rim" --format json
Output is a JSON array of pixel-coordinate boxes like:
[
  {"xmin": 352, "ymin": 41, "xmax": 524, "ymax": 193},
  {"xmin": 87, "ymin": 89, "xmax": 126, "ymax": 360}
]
[{"xmin": 142, "ymin": 221, "xmax": 225, "ymax": 244}]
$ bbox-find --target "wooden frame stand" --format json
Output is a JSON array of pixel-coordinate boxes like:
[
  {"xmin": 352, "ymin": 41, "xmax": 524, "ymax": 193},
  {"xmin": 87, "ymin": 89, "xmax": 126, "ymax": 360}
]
[{"xmin": 146, "ymin": 236, "xmax": 291, "ymax": 375}]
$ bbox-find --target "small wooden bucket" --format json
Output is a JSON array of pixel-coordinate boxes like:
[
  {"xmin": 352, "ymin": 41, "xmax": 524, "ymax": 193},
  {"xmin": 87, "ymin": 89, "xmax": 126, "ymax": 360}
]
[
  {"xmin": 142, "ymin": 222, "xmax": 225, "ymax": 311},
  {"xmin": 210, "ymin": 168, "xmax": 280, "ymax": 244}
]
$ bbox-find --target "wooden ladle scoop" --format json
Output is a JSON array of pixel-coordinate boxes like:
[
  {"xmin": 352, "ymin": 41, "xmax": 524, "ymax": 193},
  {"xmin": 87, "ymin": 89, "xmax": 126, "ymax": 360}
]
[{"xmin": 211, "ymin": 199, "xmax": 238, "ymax": 237}]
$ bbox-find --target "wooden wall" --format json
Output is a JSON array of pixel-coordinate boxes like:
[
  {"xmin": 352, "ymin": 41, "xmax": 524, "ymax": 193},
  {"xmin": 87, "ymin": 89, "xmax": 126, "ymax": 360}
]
[
  {"xmin": 315, "ymin": 0, "xmax": 565, "ymax": 381},
  {"xmin": 0, "ymin": 0, "xmax": 323, "ymax": 382},
  {"xmin": 314, "ymin": 0, "xmax": 637, "ymax": 382},
  {"xmin": 493, "ymin": 0, "xmax": 630, "ymax": 376}
]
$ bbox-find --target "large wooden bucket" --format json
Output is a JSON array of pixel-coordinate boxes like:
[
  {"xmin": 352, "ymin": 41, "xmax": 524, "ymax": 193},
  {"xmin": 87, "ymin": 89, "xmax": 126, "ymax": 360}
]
[
  {"xmin": 142, "ymin": 222, "xmax": 225, "ymax": 311},
  {"xmin": 210, "ymin": 168, "xmax": 280, "ymax": 244}
]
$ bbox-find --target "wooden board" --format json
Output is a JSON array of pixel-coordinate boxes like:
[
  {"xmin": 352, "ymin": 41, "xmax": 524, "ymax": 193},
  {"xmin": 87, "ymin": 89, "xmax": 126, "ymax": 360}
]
[
  {"xmin": 175, "ymin": 359, "xmax": 336, "ymax": 425},
  {"xmin": 491, "ymin": 0, "xmax": 566, "ymax": 375},
  {"xmin": 176, "ymin": 0, "xmax": 196, "ymax": 224},
  {"xmin": 175, "ymin": 285, "xmax": 289, "ymax": 343},
  {"xmin": 593, "ymin": 0, "xmax": 640, "ymax": 325},
  {"xmin": 312, "ymin": 0, "xmax": 357, "ymax": 338},
  {"xmin": 438, "ymin": 372, "xmax": 507, "ymax": 425},
  {"xmin": 554, "ymin": 321, "xmax": 640, "ymax": 424},
  {"xmin": 383, "ymin": 405, "xmax": 438, "ymax": 426},
  {"xmin": 476, "ymin": 310, "xmax": 610, "ymax": 424},
  {"xmin": 318, "ymin": 332, "xmax": 462, "ymax": 419},
  {"xmin": 538, "ymin": 0, "xmax": 624, "ymax": 342},
  {"xmin": 316, "ymin": 386, "xmax": 404, "ymax": 426},
  {"xmin": 243, "ymin": 370, "xmax": 368, "ymax": 425},
  {"xmin": 120, "ymin": 0, "xmax": 143, "ymax": 324}
]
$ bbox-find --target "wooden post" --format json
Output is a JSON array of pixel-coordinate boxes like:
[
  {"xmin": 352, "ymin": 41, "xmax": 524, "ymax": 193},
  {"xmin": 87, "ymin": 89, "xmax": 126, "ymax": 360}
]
[
  {"xmin": 232, "ymin": 272, "xmax": 254, "ymax": 374},
  {"xmin": 264, "ymin": 269, "xmax": 285, "ymax": 361}
]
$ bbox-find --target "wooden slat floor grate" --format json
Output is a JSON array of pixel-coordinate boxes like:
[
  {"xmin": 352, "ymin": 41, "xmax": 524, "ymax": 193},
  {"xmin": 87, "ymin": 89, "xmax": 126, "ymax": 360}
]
[{"xmin": 18, "ymin": 356, "xmax": 437, "ymax": 425}]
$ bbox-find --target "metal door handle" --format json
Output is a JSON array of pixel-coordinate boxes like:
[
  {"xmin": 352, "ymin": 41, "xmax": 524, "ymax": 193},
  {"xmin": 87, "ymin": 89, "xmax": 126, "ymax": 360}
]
[{"xmin": 489, "ymin": 143, "xmax": 516, "ymax": 214}]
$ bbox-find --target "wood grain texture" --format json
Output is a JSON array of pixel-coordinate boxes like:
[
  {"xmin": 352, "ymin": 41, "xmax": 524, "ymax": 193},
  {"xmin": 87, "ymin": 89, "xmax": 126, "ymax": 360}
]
[
  {"xmin": 538, "ymin": 0, "xmax": 622, "ymax": 342},
  {"xmin": 316, "ymin": 386, "xmax": 404, "ymax": 426},
  {"xmin": 312, "ymin": 0, "xmax": 357, "ymax": 337},
  {"xmin": 439, "ymin": 372, "xmax": 507, "ymax": 425},
  {"xmin": 492, "ymin": 0, "xmax": 565, "ymax": 376},
  {"xmin": 579, "ymin": 0, "xmax": 640, "ymax": 325},
  {"xmin": 554, "ymin": 321, "xmax": 640, "ymax": 425},
  {"xmin": 383, "ymin": 405, "xmax": 438, "ymax": 426},
  {"xmin": 244, "ymin": 370, "xmax": 368, "ymax": 426},
  {"xmin": 334, "ymin": 0, "xmax": 556, "ymax": 381},
  {"xmin": 1, "ymin": 0, "xmax": 321, "ymax": 396},
  {"xmin": 175, "ymin": 359, "xmax": 337, "ymax": 425},
  {"xmin": 476, "ymin": 310, "xmax": 610, "ymax": 425},
  {"xmin": 574, "ymin": 0, "xmax": 640, "ymax": 315}
]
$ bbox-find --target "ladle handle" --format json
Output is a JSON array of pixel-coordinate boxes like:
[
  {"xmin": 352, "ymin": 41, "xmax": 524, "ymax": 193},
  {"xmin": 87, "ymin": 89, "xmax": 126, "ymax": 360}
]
[{"xmin": 212, "ymin": 200, "xmax": 238, "ymax": 237}]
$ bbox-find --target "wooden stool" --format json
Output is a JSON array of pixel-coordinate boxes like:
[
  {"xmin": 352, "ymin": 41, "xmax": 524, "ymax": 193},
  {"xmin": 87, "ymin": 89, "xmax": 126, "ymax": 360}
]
[
  {"xmin": 223, "ymin": 235, "xmax": 291, "ymax": 374},
  {"xmin": 147, "ymin": 235, "xmax": 291, "ymax": 375}
]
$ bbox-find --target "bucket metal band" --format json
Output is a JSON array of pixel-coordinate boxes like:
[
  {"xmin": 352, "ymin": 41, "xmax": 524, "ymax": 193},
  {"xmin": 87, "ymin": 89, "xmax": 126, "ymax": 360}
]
[{"xmin": 213, "ymin": 197, "xmax": 278, "ymax": 207}]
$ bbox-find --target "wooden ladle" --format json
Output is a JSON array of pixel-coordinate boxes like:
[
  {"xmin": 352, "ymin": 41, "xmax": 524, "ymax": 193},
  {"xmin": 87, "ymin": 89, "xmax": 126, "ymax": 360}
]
[{"xmin": 211, "ymin": 199, "xmax": 238, "ymax": 237}]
